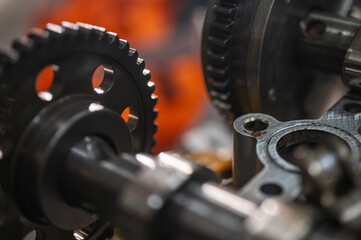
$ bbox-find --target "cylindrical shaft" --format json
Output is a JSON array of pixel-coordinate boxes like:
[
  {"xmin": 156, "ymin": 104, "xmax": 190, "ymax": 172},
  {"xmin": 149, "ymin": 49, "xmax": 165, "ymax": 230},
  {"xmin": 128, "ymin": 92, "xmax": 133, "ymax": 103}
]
[
  {"xmin": 60, "ymin": 136, "xmax": 360, "ymax": 240},
  {"xmin": 61, "ymin": 137, "xmax": 252, "ymax": 239},
  {"xmin": 61, "ymin": 137, "xmax": 141, "ymax": 223},
  {"xmin": 298, "ymin": 11, "xmax": 361, "ymax": 74}
]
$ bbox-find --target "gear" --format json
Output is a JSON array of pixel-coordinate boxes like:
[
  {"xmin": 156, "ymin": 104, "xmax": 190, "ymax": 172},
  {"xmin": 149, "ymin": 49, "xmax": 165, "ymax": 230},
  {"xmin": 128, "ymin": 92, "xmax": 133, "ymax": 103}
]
[
  {"xmin": 0, "ymin": 22, "xmax": 157, "ymax": 239},
  {"xmin": 202, "ymin": 0, "xmax": 352, "ymax": 123},
  {"xmin": 202, "ymin": 0, "xmax": 242, "ymax": 122}
]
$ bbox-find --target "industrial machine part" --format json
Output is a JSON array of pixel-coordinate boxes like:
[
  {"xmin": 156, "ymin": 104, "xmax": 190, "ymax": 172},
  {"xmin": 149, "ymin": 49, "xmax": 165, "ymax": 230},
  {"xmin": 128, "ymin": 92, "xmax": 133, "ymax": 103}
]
[
  {"xmin": 2, "ymin": 0, "xmax": 361, "ymax": 240},
  {"xmin": 202, "ymin": 0, "xmax": 359, "ymax": 122},
  {"xmin": 0, "ymin": 22, "xmax": 158, "ymax": 239}
]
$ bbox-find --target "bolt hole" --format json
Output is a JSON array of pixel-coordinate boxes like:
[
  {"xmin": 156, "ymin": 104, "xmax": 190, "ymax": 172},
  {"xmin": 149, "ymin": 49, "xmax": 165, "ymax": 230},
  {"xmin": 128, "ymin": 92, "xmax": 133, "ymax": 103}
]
[
  {"xmin": 92, "ymin": 64, "xmax": 114, "ymax": 94},
  {"xmin": 343, "ymin": 103, "xmax": 361, "ymax": 113},
  {"xmin": 36, "ymin": 65, "xmax": 59, "ymax": 101},
  {"xmin": 121, "ymin": 106, "xmax": 139, "ymax": 132},
  {"xmin": 244, "ymin": 118, "xmax": 268, "ymax": 132},
  {"xmin": 306, "ymin": 20, "xmax": 326, "ymax": 38},
  {"xmin": 260, "ymin": 183, "xmax": 283, "ymax": 196}
]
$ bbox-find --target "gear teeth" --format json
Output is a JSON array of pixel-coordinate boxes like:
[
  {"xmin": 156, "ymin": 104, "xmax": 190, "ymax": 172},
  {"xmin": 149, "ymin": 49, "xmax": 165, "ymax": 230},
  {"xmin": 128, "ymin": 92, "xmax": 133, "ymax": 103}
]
[
  {"xmin": 118, "ymin": 39, "xmax": 130, "ymax": 51},
  {"xmin": 209, "ymin": 90, "xmax": 231, "ymax": 101},
  {"xmin": 147, "ymin": 81, "xmax": 155, "ymax": 93},
  {"xmin": 61, "ymin": 21, "xmax": 80, "ymax": 36},
  {"xmin": 28, "ymin": 28, "xmax": 50, "ymax": 45},
  {"xmin": 211, "ymin": 20, "xmax": 233, "ymax": 33},
  {"xmin": 208, "ymin": 76, "xmax": 230, "ymax": 90},
  {"xmin": 142, "ymin": 69, "xmax": 151, "ymax": 81},
  {"xmin": 136, "ymin": 57, "xmax": 145, "ymax": 70},
  {"xmin": 206, "ymin": 65, "xmax": 228, "ymax": 79},
  {"xmin": 76, "ymin": 22, "xmax": 93, "ymax": 32},
  {"xmin": 128, "ymin": 48, "xmax": 139, "ymax": 61},
  {"xmin": 151, "ymin": 94, "xmax": 158, "ymax": 107},
  {"xmin": 12, "ymin": 37, "xmax": 34, "ymax": 54},
  {"xmin": 151, "ymin": 138, "xmax": 157, "ymax": 148},
  {"xmin": 213, "ymin": 99, "xmax": 231, "ymax": 111},
  {"xmin": 76, "ymin": 22, "xmax": 105, "ymax": 40},
  {"xmin": 106, "ymin": 31, "xmax": 119, "ymax": 45},
  {"xmin": 214, "ymin": 4, "xmax": 237, "ymax": 18},
  {"xmin": 45, "ymin": 23, "xmax": 65, "ymax": 36},
  {"xmin": 0, "ymin": 53, "xmax": 10, "ymax": 67},
  {"xmin": 151, "ymin": 123, "xmax": 158, "ymax": 134},
  {"xmin": 8, "ymin": 49, "xmax": 21, "ymax": 65},
  {"xmin": 206, "ymin": 49, "xmax": 228, "ymax": 63},
  {"xmin": 152, "ymin": 110, "xmax": 158, "ymax": 119},
  {"xmin": 1, "ymin": 21, "xmax": 159, "ymax": 155},
  {"xmin": 207, "ymin": 35, "xmax": 230, "ymax": 49},
  {"xmin": 91, "ymin": 26, "xmax": 107, "ymax": 40},
  {"xmin": 203, "ymin": 0, "xmax": 241, "ymax": 122}
]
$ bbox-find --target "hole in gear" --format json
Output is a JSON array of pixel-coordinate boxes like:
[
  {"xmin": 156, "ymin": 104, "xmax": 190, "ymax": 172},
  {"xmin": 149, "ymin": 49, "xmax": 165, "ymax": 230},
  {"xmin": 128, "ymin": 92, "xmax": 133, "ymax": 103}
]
[
  {"xmin": 36, "ymin": 65, "xmax": 58, "ymax": 101},
  {"xmin": 92, "ymin": 64, "xmax": 115, "ymax": 94},
  {"xmin": 121, "ymin": 106, "xmax": 139, "ymax": 132}
]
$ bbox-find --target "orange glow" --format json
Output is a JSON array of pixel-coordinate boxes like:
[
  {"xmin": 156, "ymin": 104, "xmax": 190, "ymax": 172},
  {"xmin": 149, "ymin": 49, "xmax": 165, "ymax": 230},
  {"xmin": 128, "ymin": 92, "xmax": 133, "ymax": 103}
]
[
  {"xmin": 92, "ymin": 65, "xmax": 104, "ymax": 89},
  {"xmin": 121, "ymin": 107, "xmax": 130, "ymax": 123},
  {"xmin": 36, "ymin": 65, "xmax": 54, "ymax": 93}
]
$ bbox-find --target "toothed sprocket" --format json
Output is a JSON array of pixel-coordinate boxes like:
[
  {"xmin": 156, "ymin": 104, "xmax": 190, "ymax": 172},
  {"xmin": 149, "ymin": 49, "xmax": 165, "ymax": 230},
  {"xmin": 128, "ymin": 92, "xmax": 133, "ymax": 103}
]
[
  {"xmin": 0, "ymin": 21, "xmax": 157, "ymax": 239},
  {"xmin": 0, "ymin": 21, "xmax": 157, "ymax": 156}
]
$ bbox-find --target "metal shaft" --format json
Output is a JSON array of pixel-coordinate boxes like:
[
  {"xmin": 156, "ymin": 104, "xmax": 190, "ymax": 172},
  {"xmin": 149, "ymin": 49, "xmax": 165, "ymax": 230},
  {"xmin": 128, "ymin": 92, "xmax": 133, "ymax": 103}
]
[
  {"xmin": 61, "ymin": 137, "xmax": 251, "ymax": 240},
  {"xmin": 58, "ymin": 136, "xmax": 359, "ymax": 240},
  {"xmin": 298, "ymin": 11, "xmax": 361, "ymax": 74}
]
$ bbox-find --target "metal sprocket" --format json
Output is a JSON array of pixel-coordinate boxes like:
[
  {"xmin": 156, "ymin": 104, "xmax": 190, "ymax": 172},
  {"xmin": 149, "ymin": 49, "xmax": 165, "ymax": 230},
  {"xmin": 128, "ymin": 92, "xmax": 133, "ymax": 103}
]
[{"xmin": 0, "ymin": 21, "xmax": 158, "ymax": 239}]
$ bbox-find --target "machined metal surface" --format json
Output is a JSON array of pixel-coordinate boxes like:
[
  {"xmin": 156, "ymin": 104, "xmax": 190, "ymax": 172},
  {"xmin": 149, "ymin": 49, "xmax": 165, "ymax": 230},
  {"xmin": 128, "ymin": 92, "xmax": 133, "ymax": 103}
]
[
  {"xmin": 234, "ymin": 93, "xmax": 361, "ymax": 204},
  {"xmin": 203, "ymin": 0, "xmax": 357, "ymax": 122},
  {"xmin": 0, "ymin": 22, "xmax": 158, "ymax": 239},
  {"xmin": 343, "ymin": 28, "xmax": 361, "ymax": 88},
  {"xmin": 2, "ymin": 0, "xmax": 361, "ymax": 239}
]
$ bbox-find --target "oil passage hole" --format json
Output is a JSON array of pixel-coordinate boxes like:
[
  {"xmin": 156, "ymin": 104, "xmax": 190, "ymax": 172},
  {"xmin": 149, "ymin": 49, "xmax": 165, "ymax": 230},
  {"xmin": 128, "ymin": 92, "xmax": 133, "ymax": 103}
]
[
  {"xmin": 92, "ymin": 64, "xmax": 114, "ymax": 94},
  {"xmin": 343, "ymin": 103, "xmax": 361, "ymax": 113},
  {"xmin": 306, "ymin": 20, "xmax": 326, "ymax": 38},
  {"xmin": 277, "ymin": 130, "xmax": 350, "ymax": 166},
  {"xmin": 260, "ymin": 183, "xmax": 283, "ymax": 196},
  {"xmin": 244, "ymin": 118, "xmax": 268, "ymax": 132}
]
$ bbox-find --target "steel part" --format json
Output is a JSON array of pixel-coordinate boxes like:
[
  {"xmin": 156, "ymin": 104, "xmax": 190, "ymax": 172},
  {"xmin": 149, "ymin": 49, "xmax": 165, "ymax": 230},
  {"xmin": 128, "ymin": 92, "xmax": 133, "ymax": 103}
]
[
  {"xmin": 163, "ymin": 181, "xmax": 254, "ymax": 240},
  {"xmin": 233, "ymin": 94, "xmax": 361, "ymax": 203},
  {"xmin": 56, "ymin": 137, "xmax": 360, "ymax": 240},
  {"xmin": 61, "ymin": 137, "xmax": 218, "ymax": 240},
  {"xmin": 202, "ymin": 0, "xmax": 354, "ymax": 122},
  {"xmin": 14, "ymin": 97, "xmax": 132, "ymax": 229},
  {"xmin": 293, "ymin": 138, "xmax": 361, "ymax": 231},
  {"xmin": 0, "ymin": 187, "xmax": 113, "ymax": 240},
  {"xmin": 343, "ymin": 28, "xmax": 361, "ymax": 88},
  {"xmin": 0, "ymin": 22, "xmax": 157, "ymax": 238},
  {"xmin": 299, "ymin": 11, "xmax": 361, "ymax": 74},
  {"xmin": 244, "ymin": 200, "xmax": 319, "ymax": 240}
]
